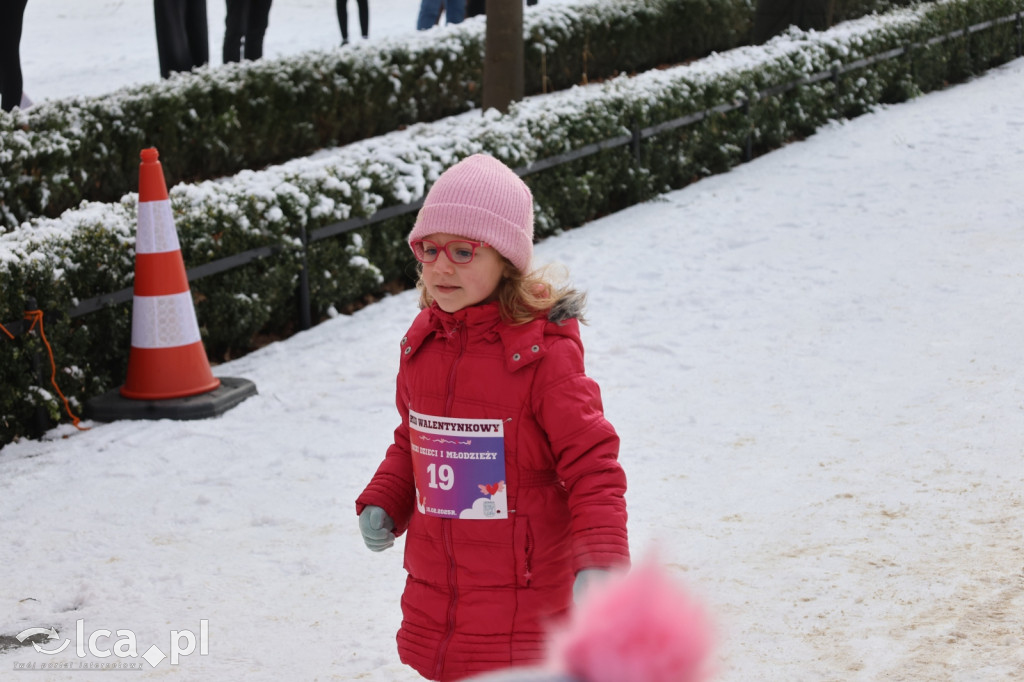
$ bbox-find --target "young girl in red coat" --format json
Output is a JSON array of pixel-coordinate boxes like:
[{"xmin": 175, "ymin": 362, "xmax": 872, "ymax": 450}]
[{"xmin": 356, "ymin": 154, "xmax": 630, "ymax": 681}]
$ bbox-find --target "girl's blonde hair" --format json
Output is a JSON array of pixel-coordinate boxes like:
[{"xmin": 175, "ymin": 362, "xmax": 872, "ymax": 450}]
[{"xmin": 416, "ymin": 260, "xmax": 586, "ymax": 325}]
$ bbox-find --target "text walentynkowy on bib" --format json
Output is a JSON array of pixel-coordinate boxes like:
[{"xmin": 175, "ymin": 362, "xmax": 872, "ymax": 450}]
[{"xmin": 409, "ymin": 410, "xmax": 507, "ymax": 519}]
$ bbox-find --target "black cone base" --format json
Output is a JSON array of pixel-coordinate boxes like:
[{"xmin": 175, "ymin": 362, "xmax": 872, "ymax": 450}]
[{"xmin": 86, "ymin": 376, "xmax": 257, "ymax": 422}]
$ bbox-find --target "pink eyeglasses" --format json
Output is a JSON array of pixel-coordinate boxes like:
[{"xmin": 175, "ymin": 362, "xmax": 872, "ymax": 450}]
[{"xmin": 411, "ymin": 239, "xmax": 490, "ymax": 265}]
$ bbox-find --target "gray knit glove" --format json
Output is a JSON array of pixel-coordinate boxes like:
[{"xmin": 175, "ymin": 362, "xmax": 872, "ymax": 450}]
[
  {"xmin": 358, "ymin": 505, "xmax": 395, "ymax": 552},
  {"xmin": 572, "ymin": 568, "xmax": 610, "ymax": 604}
]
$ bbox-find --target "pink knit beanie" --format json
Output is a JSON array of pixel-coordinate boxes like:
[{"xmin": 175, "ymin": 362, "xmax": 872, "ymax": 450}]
[{"xmin": 409, "ymin": 154, "xmax": 535, "ymax": 273}]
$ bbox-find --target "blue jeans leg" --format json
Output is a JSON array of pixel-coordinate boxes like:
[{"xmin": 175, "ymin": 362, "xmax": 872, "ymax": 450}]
[
  {"xmin": 445, "ymin": 0, "xmax": 465, "ymax": 24},
  {"xmin": 416, "ymin": 0, "xmax": 442, "ymax": 30}
]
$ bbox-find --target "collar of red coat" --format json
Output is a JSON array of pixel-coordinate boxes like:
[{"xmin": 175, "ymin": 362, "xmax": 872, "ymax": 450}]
[{"xmin": 400, "ymin": 301, "xmax": 583, "ymax": 372}]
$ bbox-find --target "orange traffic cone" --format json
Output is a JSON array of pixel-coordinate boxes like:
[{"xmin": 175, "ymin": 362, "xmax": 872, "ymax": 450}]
[
  {"xmin": 86, "ymin": 148, "xmax": 256, "ymax": 422},
  {"xmin": 119, "ymin": 148, "xmax": 220, "ymax": 400}
]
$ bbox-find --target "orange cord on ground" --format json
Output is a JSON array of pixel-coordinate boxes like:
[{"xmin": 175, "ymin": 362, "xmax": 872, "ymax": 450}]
[{"xmin": 23, "ymin": 310, "xmax": 90, "ymax": 431}]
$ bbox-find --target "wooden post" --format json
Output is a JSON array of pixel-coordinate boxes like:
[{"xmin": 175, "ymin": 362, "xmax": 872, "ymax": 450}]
[{"xmin": 482, "ymin": 1, "xmax": 524, "ymax": 113}]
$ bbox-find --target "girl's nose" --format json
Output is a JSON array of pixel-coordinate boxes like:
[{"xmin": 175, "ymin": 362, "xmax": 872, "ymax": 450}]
[{"xmin": 434, "ymin": 254, "xmax": 456, "ymax": 273}]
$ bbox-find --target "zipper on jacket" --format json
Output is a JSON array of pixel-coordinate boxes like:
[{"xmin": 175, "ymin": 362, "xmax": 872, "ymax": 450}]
[
  {"xmin": 444, "ymin": 322, "xmax": 466, "ymax": 417},
  {"xmin": 434, "ymin": 519, "xmax": 458, "ymax": 680},
  {"xmin": 435, "ymin": 322, "xmax": 465, "ymax": 679}
]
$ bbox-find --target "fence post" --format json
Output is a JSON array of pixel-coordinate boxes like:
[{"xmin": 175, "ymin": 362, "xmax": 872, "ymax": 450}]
[
  {"xmin": 1017, "ymin": 11, "xmax": 1022, "ymax": 57},
  {"xmin": 298, "ymin": 225, "xmax": 312, "ymax": 331},
  {"xmin": 630, "ymin": 117, "xmax": 642, "ymax": 163},
  {"xmin": 831, "ymin": 66, "xmax": 841, "ymax": 119},
  {"xmin": 25, "ymin": 297, "xmax": 49, "ymax": 437},
  {"xmin": 742, "ymin": 97, "xmax": 753, "ymax": 162},
  {"xmin": 904, "ymin": 42, "xmax": 916, "ymax": 93},
  {"xmin": 963, "ymin": 23, "xmax": 972, "ymax": 71},
  {"xmin": 629, "ymin": 117, "xmax": 646, "ymax": 201}
]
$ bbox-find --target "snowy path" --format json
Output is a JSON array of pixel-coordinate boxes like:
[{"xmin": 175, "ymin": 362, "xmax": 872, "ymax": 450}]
[{"xmin": 2, "ymin": 56, "xmax": 1023, "ymax": 680}]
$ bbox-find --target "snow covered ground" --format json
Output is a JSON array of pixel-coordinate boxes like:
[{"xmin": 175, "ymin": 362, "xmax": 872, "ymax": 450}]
[
  {"xmin": 19, "ymin": 0, "xmax": 578, "ymax": 103},
  {"xmin": 5, "ymin": 2, "xmax": 1024, "ymax": 680}
]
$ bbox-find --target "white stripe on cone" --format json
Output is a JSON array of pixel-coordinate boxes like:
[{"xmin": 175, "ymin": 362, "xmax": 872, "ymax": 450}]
[
  {"xmin": 130, "ymin": 292, "xmax": 202, "ymax": 349},
  {"xmin": 136, "ymin": 199, "xmax": 180, "ymax": 254}
]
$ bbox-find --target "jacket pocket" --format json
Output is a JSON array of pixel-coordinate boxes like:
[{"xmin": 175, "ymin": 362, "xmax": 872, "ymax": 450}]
[{"xmin": 514, "ymin": 514, "xmax": 534, "ymax": 587}]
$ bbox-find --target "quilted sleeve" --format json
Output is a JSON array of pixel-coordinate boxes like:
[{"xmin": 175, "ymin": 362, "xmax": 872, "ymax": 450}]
[
  {"xmin": 534, "ymin": 335, "xmax": 629, "ymax": 573},
  {"xmin": 355, "ymin": 367, "xmax": 417, "ymax": 536}
]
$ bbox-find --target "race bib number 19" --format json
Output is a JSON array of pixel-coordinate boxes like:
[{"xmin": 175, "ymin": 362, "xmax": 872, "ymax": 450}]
[{"xmin": 409, "ymin": 410, "xmax": 508, "ymax": 520}]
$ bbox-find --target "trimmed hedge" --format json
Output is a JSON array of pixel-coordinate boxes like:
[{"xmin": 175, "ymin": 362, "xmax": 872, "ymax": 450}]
[
  {"xmin": 0, "ymin": 0, "xmax": 911, "ymax": 228},
  {"xmin": 1, "ymin": 0, "xmax": 1021, "ymax": 446}
]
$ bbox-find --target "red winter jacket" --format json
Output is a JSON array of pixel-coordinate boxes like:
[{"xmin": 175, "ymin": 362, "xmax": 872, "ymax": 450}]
[{"xmin": 356, "ymin": 297, "xmax": 629, "ymax": 681}]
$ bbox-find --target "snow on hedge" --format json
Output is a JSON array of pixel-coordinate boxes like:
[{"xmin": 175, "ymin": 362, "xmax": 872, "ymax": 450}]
[{"xmin": 1, "ymin": 0, "xmax": 1013, "ymax": 291}]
